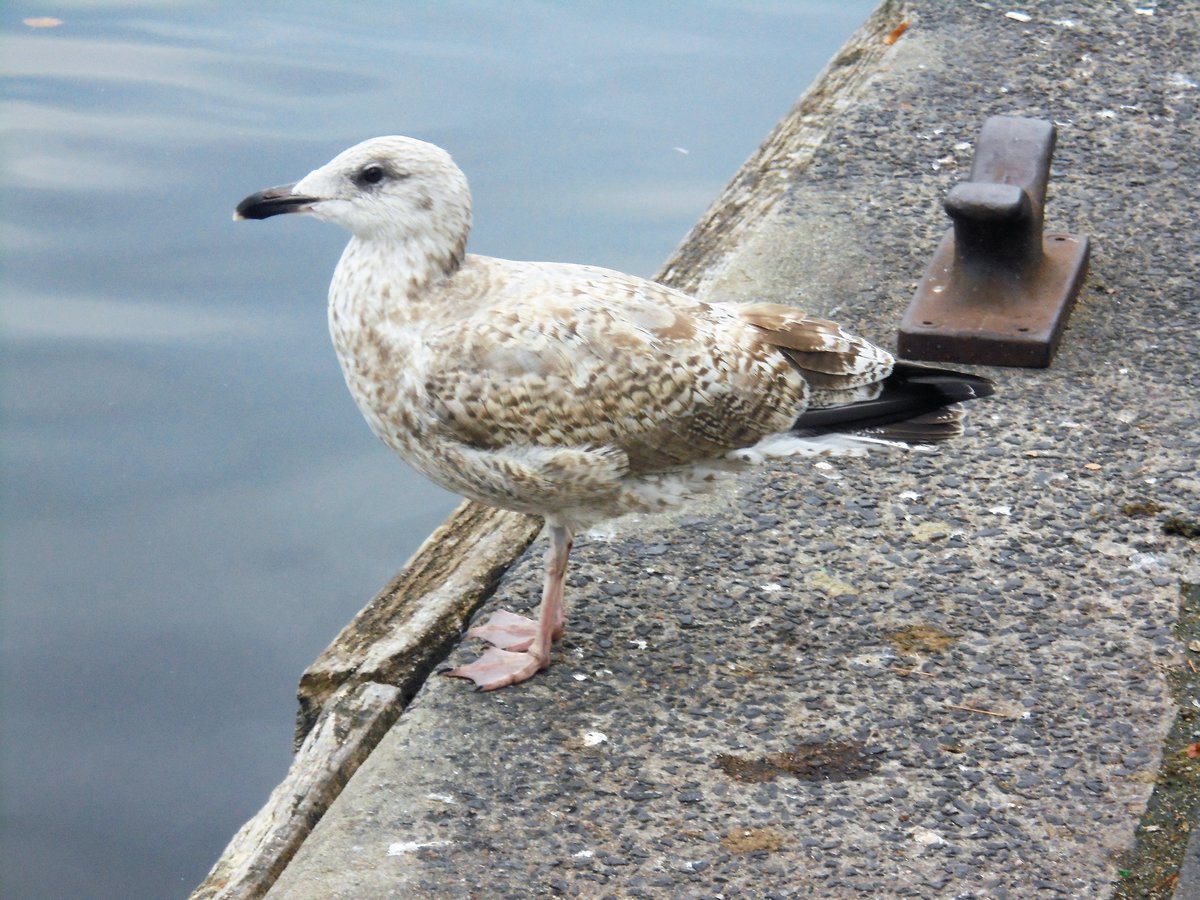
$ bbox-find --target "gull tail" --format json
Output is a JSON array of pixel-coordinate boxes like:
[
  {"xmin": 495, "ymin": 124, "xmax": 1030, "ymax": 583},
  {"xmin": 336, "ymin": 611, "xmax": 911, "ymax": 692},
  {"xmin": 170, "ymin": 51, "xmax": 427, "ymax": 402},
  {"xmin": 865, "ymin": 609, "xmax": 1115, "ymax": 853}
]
[
  {"xmin": 734, "ymin": 363, "xmax": 994, "ymax": 463},
  {"xmin": 794, "ymin": 362, "xmax": 994, "ymax": 444}
]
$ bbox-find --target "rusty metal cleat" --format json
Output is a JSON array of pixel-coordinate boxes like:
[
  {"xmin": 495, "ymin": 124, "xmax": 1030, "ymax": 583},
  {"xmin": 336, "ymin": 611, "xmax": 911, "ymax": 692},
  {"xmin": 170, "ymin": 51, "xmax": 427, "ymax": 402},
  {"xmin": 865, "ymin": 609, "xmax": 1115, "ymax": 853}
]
[{"xmin": 898, "ymin": 115, "xmax": 1090, "ymax": 368}]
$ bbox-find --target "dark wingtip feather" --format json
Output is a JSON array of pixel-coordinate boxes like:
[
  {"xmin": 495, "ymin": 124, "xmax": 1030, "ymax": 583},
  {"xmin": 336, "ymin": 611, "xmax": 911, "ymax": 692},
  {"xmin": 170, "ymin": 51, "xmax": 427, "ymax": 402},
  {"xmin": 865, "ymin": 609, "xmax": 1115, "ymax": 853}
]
[
  {"xmin": 792, "ymin": 363, "xmax": 995, "ymax": 441},
  {"xmin": 888, "ymin": 362, "xmax": 995, "ymax": 402}
]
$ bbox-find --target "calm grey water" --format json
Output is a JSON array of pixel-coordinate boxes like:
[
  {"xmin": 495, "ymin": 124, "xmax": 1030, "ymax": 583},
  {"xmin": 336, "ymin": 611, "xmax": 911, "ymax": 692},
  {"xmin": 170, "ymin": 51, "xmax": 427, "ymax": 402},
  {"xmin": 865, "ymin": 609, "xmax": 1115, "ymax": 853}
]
[{"xmin": 2, "ymin": 3, "xmax": 873, "ymax": 896}]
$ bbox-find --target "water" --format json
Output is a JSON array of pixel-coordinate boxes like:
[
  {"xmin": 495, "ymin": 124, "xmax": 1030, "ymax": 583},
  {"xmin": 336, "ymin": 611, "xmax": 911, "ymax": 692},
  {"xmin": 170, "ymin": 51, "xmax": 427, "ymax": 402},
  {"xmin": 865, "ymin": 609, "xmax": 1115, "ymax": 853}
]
[{"xmin": 1, "ymin": 3, "xmax": 874, "ymax": 896}]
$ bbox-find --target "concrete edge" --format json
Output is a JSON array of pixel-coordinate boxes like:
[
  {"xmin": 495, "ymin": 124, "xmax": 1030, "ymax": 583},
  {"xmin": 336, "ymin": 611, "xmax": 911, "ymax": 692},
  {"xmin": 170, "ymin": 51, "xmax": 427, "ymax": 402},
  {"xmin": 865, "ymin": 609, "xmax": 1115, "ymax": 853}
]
[
  {"xmin": 190, "ymin": 2, "xmax": 912, "ymax": 896},
  {"xmin": 191, "ymin": 683, "xmax": 402, "ymax": 900},
  {"xmin": 659, "ymin": 0, "xmax": 910, "ymax": 298},
  {"xmin": 1117, "ymin": 580, "xmax": 1200, "ymax": 899},
  {"xmin": 294, "ymin": 501, "xmax": 541, "ymax": 744}
]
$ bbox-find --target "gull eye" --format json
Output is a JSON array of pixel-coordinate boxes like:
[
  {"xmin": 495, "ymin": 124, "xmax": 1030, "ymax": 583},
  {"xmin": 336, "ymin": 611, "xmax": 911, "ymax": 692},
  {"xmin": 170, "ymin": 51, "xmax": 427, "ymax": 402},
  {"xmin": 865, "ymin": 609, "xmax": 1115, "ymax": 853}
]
[{"xmin": 357, "ymin": 164, "xmax": 386, "ymax": 186}]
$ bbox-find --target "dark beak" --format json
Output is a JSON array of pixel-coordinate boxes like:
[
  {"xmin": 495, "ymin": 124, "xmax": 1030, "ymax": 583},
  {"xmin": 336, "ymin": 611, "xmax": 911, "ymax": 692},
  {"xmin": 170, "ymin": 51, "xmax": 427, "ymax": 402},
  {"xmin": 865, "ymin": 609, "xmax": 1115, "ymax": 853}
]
[{"xmin": 233, "ymin": 183, "xmax": 320, "ymax": 221}]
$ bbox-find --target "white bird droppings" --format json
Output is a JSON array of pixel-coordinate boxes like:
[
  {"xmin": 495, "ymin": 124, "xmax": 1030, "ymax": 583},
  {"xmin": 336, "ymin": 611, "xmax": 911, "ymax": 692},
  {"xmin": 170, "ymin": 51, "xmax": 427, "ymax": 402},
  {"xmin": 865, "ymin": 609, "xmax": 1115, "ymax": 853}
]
[{"xmin": 911, "ymin": 827, "xmax": 947, "ymax": 847}]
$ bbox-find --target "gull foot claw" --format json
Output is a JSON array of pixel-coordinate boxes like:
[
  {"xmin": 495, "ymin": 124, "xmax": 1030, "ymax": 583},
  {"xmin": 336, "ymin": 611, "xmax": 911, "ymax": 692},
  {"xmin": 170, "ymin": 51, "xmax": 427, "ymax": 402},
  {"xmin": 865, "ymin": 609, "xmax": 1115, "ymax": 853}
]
[{"xmin": 443, "ymin": 646, "xmax": 547, "ymax": 691}]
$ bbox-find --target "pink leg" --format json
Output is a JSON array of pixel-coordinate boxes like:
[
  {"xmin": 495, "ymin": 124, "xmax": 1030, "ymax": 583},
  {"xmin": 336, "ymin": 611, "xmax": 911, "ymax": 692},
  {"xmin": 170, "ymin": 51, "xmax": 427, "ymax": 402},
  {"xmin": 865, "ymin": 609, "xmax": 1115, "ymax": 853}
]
[{"xmin": 444, "ymin": 525, "xmax": 572, "ymax": 690}]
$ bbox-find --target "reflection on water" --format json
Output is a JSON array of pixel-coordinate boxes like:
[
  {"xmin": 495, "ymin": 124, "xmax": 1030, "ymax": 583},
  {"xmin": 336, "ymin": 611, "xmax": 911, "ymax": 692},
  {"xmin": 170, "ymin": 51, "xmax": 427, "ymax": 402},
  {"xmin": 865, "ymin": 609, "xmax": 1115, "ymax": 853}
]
[{"xmin": 1, "ymin": 2, "xmax": 873, "ymax": 896}]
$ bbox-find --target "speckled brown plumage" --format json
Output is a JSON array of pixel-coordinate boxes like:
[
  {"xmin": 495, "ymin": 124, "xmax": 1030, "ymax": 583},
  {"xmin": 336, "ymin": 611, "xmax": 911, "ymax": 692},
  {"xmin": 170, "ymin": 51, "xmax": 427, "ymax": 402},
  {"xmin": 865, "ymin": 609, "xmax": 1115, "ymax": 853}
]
[
  {"xmin": 235, "ymin": 135, "xmax": 991, "ymax": 690},
  {"xmin": 326, "ymin": 252, "xmax": 895, "ymax": 527}
]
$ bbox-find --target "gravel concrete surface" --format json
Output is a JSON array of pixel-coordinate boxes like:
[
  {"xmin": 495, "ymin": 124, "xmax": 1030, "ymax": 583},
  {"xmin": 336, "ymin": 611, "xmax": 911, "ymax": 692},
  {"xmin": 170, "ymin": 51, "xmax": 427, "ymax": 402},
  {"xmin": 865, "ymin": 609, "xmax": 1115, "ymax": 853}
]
[{"xmin": 265, "ymin": 2, "xmax": 1199, "ymax": 896}]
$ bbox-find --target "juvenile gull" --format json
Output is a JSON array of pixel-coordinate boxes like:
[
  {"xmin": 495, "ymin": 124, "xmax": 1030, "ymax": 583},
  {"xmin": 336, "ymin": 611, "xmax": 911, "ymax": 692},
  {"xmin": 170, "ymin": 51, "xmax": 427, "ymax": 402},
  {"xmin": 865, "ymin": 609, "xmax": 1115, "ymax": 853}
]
[{"xmin": 234, "ymin": 135, "xmax": 993, "ymax": 691}]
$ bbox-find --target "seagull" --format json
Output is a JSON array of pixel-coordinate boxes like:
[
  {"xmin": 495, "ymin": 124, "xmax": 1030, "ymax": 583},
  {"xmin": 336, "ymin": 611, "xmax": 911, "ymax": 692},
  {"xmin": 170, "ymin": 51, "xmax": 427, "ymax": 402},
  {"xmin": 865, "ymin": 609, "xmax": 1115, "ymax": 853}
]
[{"xmin": 235, "ymin": 136, "xmax": 993, "ymax": 691}]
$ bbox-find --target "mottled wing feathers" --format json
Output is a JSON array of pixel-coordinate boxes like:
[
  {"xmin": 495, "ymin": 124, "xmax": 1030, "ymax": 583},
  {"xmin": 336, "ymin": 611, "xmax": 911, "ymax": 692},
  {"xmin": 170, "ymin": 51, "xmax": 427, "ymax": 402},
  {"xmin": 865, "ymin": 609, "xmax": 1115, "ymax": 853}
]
[
  {"xmin": 737, "ymin": 302, "xmax": 894, "ymax": 406},
  {"xmin": 420, "ymin": 266, "xmax": 810, "ymax": 474}
]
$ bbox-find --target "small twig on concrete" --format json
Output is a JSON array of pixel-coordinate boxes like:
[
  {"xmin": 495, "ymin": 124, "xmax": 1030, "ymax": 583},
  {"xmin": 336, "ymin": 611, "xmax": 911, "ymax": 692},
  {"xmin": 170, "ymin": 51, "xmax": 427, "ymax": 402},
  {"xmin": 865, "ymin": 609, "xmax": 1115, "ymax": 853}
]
[
  {"xmin": 947, "ymin": 702, "xmax": 1014, "ymax": 718},
  {"xmin": 890, "ymin": 665, "xmax": 936, "ymax": 678}
]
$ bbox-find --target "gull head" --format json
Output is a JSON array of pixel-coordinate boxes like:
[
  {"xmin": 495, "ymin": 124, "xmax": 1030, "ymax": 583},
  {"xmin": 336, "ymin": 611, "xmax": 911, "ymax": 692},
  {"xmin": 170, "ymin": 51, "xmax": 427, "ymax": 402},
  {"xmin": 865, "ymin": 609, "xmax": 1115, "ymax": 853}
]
[{"xmin": 234, "ymin": 136, "xmax": 473, "ymax": 245}]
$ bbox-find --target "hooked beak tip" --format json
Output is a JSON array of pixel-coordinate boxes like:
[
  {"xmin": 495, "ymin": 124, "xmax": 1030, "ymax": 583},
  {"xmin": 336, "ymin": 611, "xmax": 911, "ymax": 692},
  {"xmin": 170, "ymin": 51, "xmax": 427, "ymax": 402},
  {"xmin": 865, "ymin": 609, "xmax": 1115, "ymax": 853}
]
[{"xmin": 234, "ymin": 183, "xmax": 318, "ymax": 221}]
